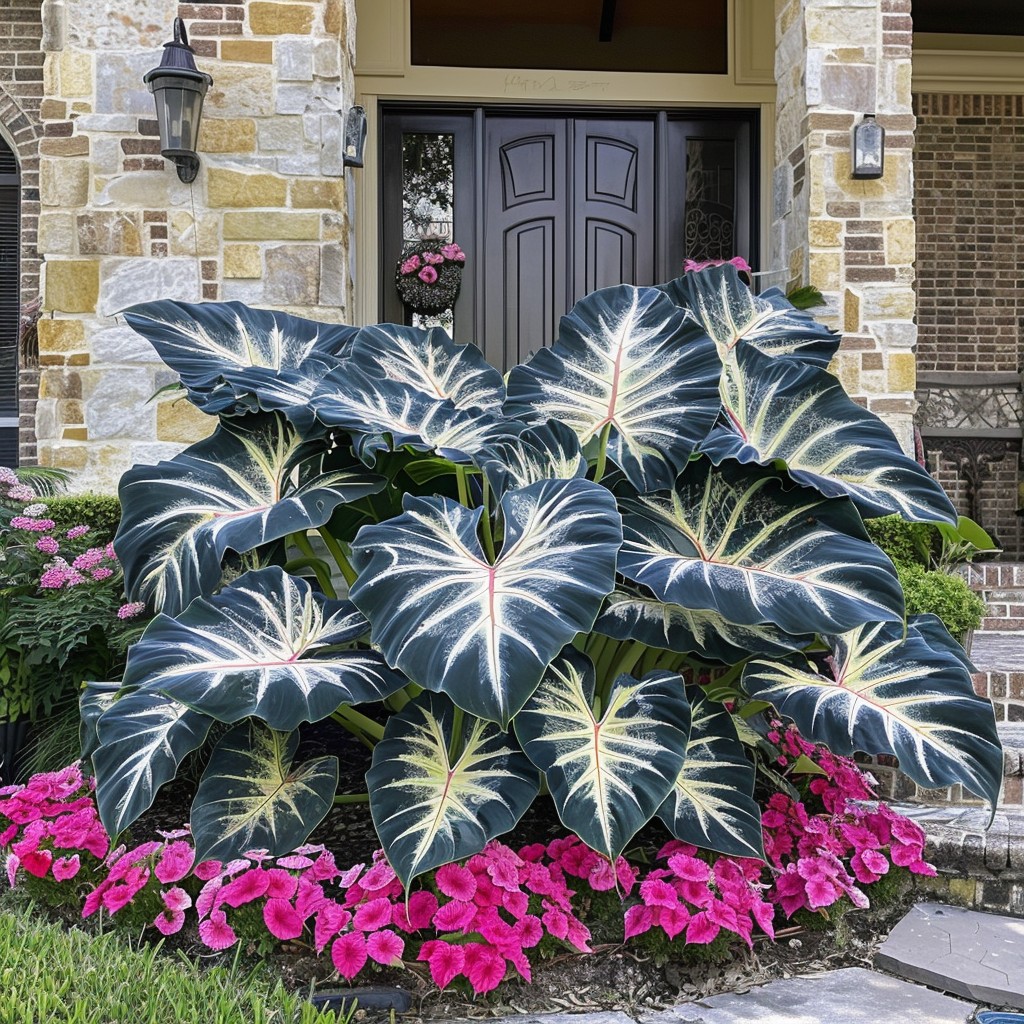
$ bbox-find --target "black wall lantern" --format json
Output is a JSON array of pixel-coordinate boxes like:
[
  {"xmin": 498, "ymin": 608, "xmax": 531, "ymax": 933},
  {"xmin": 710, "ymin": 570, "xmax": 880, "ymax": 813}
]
[
  {"xmin": 343, "ymin": 105, "xmax": 367, "ymax": 168},
  {"xmin": 852, "ymin": 113, "xmax": 885, "ymax": 180},
  {"xmin": 143, "ymin": 18, "xmax": 213, "ymax": 183}
]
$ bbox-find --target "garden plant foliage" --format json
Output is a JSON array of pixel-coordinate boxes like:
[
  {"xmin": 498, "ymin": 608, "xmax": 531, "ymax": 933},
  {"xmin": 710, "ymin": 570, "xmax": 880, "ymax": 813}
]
[{"xmin": 83, "ymin": 263, "xmax": 1001, "ymax": 889}]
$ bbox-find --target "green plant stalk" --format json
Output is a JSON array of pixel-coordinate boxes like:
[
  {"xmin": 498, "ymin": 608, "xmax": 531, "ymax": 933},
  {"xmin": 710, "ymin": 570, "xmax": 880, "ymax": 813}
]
[
  {"xmin": 282, "ymin": 556, "xmax": 337, "ymax": 599},
  {"xmin": 316, "ymin": 526, "xmax": 358, "ymax": 586},
  {"xmin": 594, "ymin": 636, "xmax": 622, "ymax": 688},
  {"xmin": 455, "ymin": 465, "xmax": 470, "ymax": 508},
  {"xmin": 333, "ymin": 792, "xmax": 370, "ymax": 805},
  {"xmin": 330, "ymin": 705, "xmax": 384, "ymax": 745},
  {"xmin": 599, "ymin": 640, "xmax": 647, "ymax": 707},
  {"xmin": 448, "ymin": 705, "xmax": 465, "ymax": 764},
  {"xmin": 480, "ymin": 477, "xmax": 496, "ymax": 562},
  {"xmin": 592, "ymin": 421, "xmax": 613, "ymax": 484},
  {"xmin": 639, "ymin": 645, "xmax": 664, "ymax": 677},
  {"xmin": 585, "ymin": 631, "xmax": 611, "ymax": 669}
]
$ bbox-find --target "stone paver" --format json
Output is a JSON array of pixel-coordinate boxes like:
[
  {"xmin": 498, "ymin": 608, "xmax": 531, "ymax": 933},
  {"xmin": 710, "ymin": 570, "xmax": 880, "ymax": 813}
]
[
  {"xmin": 876, "ymin": 902, "xmax": 1024, "ymax": 1009},
  {"xmin": 633, "ymin": 968, "xmax": 973, "ymax": 1024}
]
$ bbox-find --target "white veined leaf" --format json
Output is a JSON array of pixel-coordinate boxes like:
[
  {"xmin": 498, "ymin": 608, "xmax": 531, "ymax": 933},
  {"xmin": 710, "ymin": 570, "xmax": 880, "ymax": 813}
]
[
  {"xmin": 505, "ymin": 284, "xmax": 721, "ymax": 491},
  {"xmin": 515, "ymin": 647, "xmax": 691, "ymax": 862},
  {"xmin": 657, "ymin": 694, "xmax": 764, "ymax": 859},
  {"xmin": 367, "ymin": 692, "xmax": 539, "ymax": 888},
  {"xmin": 617, "ymin": 457, "xmax": 905, "ymax": 636},
  {"xmin": 742, "ymin": 617, "xmax": 1003, "ymax": 808},
  {"xmin": 114, "ymin": 412, "xmax": 386, "ymax": 616},
  {"xmin": 701, "ymin": 344, "xmax": 958, "ymax": 524},
  {"xmin": 476, "ymin": 419, "xmax": 587, "ymax": 501},
  {"xmin": 122, "ymin": 567, "xmax": 406, "ymax": 731},
  {"xmin": 659, "ymin": 263, "xmax": 840, "ymax": 367},
  {"xmin": 350, "ymin": 478, "xmax": 621, "ymax": 727},
  {"xmin": 190, "ymin": 721, "xmax": 339, "ymax": 861}
]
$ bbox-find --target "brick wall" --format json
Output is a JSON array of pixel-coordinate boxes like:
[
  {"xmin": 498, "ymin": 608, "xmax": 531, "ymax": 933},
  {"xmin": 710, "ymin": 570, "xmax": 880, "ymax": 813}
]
[
  {"xmin": 0, "ymin": 0, "xmax": 44, "ymax": 463},
  {"xmin": 913, "ymin": 94, "xmax": 1023, "ymax": 558},
  {"xmin": 914, "ymin": 94, "xmax": 1023, "ymax": 375}
]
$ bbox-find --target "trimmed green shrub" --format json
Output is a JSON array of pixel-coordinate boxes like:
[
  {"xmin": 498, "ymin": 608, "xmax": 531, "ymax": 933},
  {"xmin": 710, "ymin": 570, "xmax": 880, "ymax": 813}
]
[
  {"xmin": 865, "ymin": 514, "xmax": 933, "ymax": 568},
  {"xmin": 897, "ymin": 564, "xmax": 986, "ymax": 640},
  {"xmin": 44, "ymin": 493, "xmax": 121, "ymax": 543}
]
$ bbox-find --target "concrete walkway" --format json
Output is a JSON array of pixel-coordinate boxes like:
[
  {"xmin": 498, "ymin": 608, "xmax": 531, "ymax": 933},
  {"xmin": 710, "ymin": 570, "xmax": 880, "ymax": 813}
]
[{"xmin": 456, "ymin": 903, "xmax": 1024, "ymax": 1024}]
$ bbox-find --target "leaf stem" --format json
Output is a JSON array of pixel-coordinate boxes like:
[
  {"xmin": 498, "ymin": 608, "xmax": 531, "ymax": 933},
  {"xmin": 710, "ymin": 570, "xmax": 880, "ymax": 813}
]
[
  {"xmin": 331, "ymin": 705, "xmax": 384, "ymax": 743},
  {"xmin": 448, "ymin": 706, "xmax": 465, "ymax": 764},
  {"xmin": 333, "ymin": 792, "xmax": 370, "ymax": 805},
  {"xmin": 455, "ymin": 466, "xmax": 470, "ymax": 508},
  {"xmin": 282, "ymin": 555, "xmax": 337, "ymax": 599},
  {"xmin": 592, "ymin": 422, "xmax": 613, "ymax": 484},
  {"xmin": 317, "ymin": 526, "xmax": 357, "ymax": 587},
  {"xmin": 480, "ymin": 477, "xmax": 496, "ymax": 563}
]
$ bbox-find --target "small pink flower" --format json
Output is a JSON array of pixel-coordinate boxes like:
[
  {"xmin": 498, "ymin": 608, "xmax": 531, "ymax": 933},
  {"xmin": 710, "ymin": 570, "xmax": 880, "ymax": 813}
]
[
  {"xmin": 314, "ymin": 903, "xmax": 351, "ymax": 954},
  {"xmin": 193, "ymin": 859, "xmax": 223, "ymax": 881},
  {"xmin": 686, "ymin": 910, "xmax": 720, "ymax": 944},
  {"xmin": 155, "ymin": 841, "xmax": 194, "ymax": 884},
  {"xmin": 541, "ymin": 907, "xmax": 568, "ymax": 939},
  {"xmin": 367, "ymin": 929, "xmax": 405, "ymax": 965},
  {"xmin": 353, "ymin": 896, "xmax": 393, "ymax": 932},
  {"xmin": 359, "ymin": 860, "xmax": 396, "ymax": 891},
  {"xmin": 420, "ymin": 940, "xmax": 464, "ymax": 989},
  {"xmin": 400, "ymin": 254, "xmax": 422, "ymax": 274},
  {"xmin": 66, "ymin": 525, "xmax": 90, "ymax": 540},
  {"xmin": 624, "ymin": 904, "xmax": 653, "ymax": 939},
  {"xmin": 421, "ymin": 251, "xmax": 443, "ymax": 265},
  {"xmin": 117, "ymin": 601, "xmax": 146, "ymax": 620},
  {"xmin": 440, "ymin": 243, "xmax": 465, "ymax": 262},
  {"xmin": 90, "ymin": 567, "xmax": 113, "ymax": 580},
  {"xmin": 417, "ymin": 265, "xmax": 438, "ymax": 284},
  {"xmin": 161, "ymin": 887, "xmax": 192, "ymax": 913},
  {"xmin": 264, "ymin": 898, "xmax": 304, "ymax": 941},
  {"xmin": 332, "ymin": 932, "xmax": 368, "ymax": 980},
  {"xmin": 220, "ymin": 868, "xmax": 269, "ymax": 907},
  {"xmin": 51, "ymin": 854, "xmax": 80, "ymax": 881},
  {"xmin": 463, "ymin": 943, "xmax": 506, "ymax": 994},
  {"xmin": 392, "ymin": 890, "xmax": 438, "ymax": 931},
  {"xmin": 35, "ymin": 536, "xmax": 59, "ymax": 554},
  {"xmin": 154, "ymin": 908, "xmax": 186, "ymax": 935},
  {"xmin": 432, "ymin": 899, "xmax": 476, "ymax": 933},
  {"xmin": 199, "ymin": 909, "xmax": 237, "ymax": 950},
  {"xmin": 435, "ymin": 863, "xmax": 476, "ymax": 901}
]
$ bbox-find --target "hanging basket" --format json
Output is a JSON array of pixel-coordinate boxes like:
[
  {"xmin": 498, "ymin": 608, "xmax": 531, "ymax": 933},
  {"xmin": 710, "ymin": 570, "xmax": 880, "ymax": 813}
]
[{"xmin": 394, "ymin": 243, "xmax": 466, "ymax": 315}]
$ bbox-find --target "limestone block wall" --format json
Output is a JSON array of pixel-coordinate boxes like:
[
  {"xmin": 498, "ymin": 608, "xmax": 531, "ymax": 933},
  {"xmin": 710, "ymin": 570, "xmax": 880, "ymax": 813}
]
[
  {"xmin": 36, "ymin": 0, "xmax": 356, "ymax": 490},
  {"xmin": 772, "ymin": 0, "xmax": 917, "ymax": 452}
]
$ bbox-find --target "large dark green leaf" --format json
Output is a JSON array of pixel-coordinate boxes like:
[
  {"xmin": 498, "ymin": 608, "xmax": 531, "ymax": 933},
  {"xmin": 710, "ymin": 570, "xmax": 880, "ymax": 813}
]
[
  {"xmin": 122, "ymin": 568, "xmax": 405, "ymax": 731},
  {"xmin": 476, "ymin": 419, "xmax": 587, "ymax": 501},
  {"xmin": 191, "ymin": 721, "xmax": 338, "ymax": 861},
  {"xmin": 367, "ymin": 692, "xmax": 539, "ymax": 888},
  {"xmin": 115, "ymin": 412, "xmax": 385, "ymax": 616},
  {"xmin": 122, "ymin": 300, "xmax": 352, "ymax": 415},
  {"xmin": 617, "ymin": 458, "xmax": 904, "ymax": 635},
  {"xmin": 742, "ymin": 617, "xmax": 1003, "ymax": 807},
  {"xmin": 312, "ymin": 365, "xmax": 512, "ymax": 466},
  {"xmin": 659, "ymin": 264, "xmax": 840, "ymax": 367},
  {"xmin": 505, "ymin": 284, "xmax": 721, "ymax": 491},
  {"xmin": 594, "ymin": 588, "xmax": 814, "ymax": 663},
  {"xmin": 79, "ymin": 680, "xmax": 121, "ymax": 765},
  {"xmin": 93, "ymin": 689, "xmax": 215, "ymax": 837},
  {"xmin": 701, "ymin": 345, "xmax": 958, "ymax": 524},
  {"xmin": 350, "ymin": 478, "xmax": 621, "ymax": 727},
  {"xmin": 656, "ymin": 694, "xmax": 764, "ymax": 859},
  {"xmin": 515, "ymin": 648, "xmax": 691, "ymax": 862},
  {"xmin": 348, "ymin": 323, "xmax": 505, "ymax": 413}
]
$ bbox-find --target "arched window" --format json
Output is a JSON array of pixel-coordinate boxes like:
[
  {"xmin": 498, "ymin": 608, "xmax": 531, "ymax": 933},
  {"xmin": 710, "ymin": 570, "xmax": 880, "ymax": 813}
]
[{"xmin": 0, "ymin": 135, "xmax": 19, "ymax": 465}]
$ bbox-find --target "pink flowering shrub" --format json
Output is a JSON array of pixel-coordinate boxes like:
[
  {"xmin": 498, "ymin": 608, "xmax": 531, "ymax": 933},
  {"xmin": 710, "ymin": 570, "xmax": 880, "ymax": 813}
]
[
  {"xmin": 0, "ymin": 473, "xmax": 145, "ymax": 737},
  {"xmin": 0, "ymin": 736, "xmax": 934, "ymax": 996}
]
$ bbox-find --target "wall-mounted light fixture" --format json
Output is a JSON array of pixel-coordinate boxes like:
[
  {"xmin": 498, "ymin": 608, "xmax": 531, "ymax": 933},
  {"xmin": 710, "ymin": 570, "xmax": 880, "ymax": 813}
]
[
  {"xmin": 343, "ymin": 105, "xmax": 367, "ymax": 168},
  {"xmin": 143, "ymin": 18, "xmax": 213, "ymax": 183},
  {"xmin": 851, "ymin": 113, "xmax": 885, "ymax": 180}
]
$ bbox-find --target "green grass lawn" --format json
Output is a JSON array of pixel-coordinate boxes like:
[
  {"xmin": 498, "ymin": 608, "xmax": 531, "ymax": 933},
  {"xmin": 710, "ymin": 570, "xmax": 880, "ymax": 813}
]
[{"xmin": 0, "ymin": 894, "xmax": 341, "ymax": 1024}]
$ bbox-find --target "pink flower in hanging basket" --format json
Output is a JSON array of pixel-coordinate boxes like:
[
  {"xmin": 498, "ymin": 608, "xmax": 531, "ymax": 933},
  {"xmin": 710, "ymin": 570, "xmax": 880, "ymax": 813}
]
[
  {"xmin": 422, "ymin": 251, "xmax": 444, "ymax": 265},
  {"xmin": 400, "ymin": 255, "xmax": 422, "ymax": 275},
  {"xmin": 418, "ymin": 265, "xmax": 438, "ymax": 284},
  {"xmin": 441, "ymin": 243, "xmax": 466, "ymax": 262}
]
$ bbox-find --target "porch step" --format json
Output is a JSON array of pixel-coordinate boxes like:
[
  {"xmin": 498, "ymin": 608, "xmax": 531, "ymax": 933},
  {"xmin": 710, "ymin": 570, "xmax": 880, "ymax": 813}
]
[{"xmin": 964, "ymin": 563, "xmax": 1024, "ymax": 630}]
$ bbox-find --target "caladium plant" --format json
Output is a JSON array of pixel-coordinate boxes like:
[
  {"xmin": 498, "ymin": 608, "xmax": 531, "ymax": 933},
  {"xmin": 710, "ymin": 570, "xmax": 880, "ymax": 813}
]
[{"xmin": 85, "ymin": 263, "xmax": 1001, "ymax": 888}]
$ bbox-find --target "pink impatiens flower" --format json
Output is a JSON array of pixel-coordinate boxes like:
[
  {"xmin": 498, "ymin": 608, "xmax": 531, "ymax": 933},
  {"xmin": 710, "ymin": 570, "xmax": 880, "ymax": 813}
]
[
  {"xmin": 332, "ymin": 932, "xmax": 368, "ymax": 980},
  {"xmin": 367, "ymin": 929, "xmax": 405, "ymax": 965},
  {"xmin": 417, "ymin": 265, "xmax": 438, "ymax": 284},
  {"xmin": 435, "ymin": 862, "xmax": 476, "ymax": 901},
  {"xmin": 420, "ymin": 940, "xmax": 464, "ymax": 989},
  {"xmin": 199, "ymin": 909, "xmax": 237, "ymax": 950},
  {"xmin": 155, "ymin": 841, "xmax": 194, "ymax": 884},
  {"xmin": 264, "ymin": 898, "xmax": 305, "ymax": 941}
]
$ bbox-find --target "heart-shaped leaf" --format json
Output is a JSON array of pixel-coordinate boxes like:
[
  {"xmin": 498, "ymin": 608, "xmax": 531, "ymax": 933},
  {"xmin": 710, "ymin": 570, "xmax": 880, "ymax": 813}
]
[
  {"xmin": 190, "ymin": 721, "xmax": 339, "ymax": 861},
  {"xmin": 122, "ymin": 567, "xmax": 406, "ymax": 731},
  {"xmin": 618, "ymin": 458, "xmax": 904, "ymax": 636},
  {"xmin": 659, "ymin": 264, "xmax": 840, "ymax": 367},
  {"xmin": 115, "ymin": 412, "xmax": 386, "ymax": 615},
  {"xmin": 656, "ymin": 694, "xmax": 764, "ymax": 859},
  {"xmin": 742, "ymin": 617, "xmax": 1003, "ymax": 807},
  {"xmin": 93, "ymin": 689, "xmax": 215, "ymax": 837},
  {"xmin": 350, "ymin": 478, "xmax": 621, "ymax": 727},
  {"xmin": 79, "ymin": 681, "xmax": 121, "ymax": 765},
  {"xmin": 595, "ymin": 588, "xmax": 813, "ymax": 662},
  {"xmin": 476, "ymin": 419, "xmax": 587, "ymax": 501},
  {"xmin": 505, "ymin": 284, "xmax": 721, "ymax": 491},
  {"xmin": 702, "ymin": 345, "xmax": 958, "ymax": 524},
  {"xmin": 312, "ymin": 365, "xmax": 513, "ymax": 466},
  {"xmin": 367, "ymin": 692, "xmax": 540, "ymax": 888},
  {"xmin": 122, "ymin": 300, "xmax": 353, "ymax": 415},
  {"xmin": 349, "ymin": 323, "xmax": 505, "ymax": 413},
  {"xmin": 515, "ymin": 648, "xmax": 691, "ymax": 862}
]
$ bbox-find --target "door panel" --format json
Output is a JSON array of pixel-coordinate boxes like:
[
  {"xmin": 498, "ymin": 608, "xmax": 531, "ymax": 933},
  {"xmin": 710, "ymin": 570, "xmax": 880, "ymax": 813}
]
[
  {"xmin": 484, "ymin": 118, "xmax": 567, "ymax": 367},
  {"xmin": 381, "ymin": 107, "xmax": 757, "ymax": 371},
  {"xmin": 573, "ymin": 120, "xmax": 654, "ymax": 303}
]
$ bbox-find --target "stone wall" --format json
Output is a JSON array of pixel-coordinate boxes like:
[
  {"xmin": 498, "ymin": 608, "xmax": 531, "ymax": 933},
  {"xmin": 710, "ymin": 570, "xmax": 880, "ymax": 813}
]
[
  {"xmin": 772, "ymin": 0, "xmax": 917, "ymax": 452},
  {"xmin": 0, "ymin": 0, "xmax": 45, "ymax": 463},
  {"xmin": 35, "ymin": 0, "xmax": 356, "ymax": 489}
]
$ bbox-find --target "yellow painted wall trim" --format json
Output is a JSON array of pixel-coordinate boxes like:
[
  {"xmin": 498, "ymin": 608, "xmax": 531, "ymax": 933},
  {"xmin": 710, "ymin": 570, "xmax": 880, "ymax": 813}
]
[{"xmin": 912, "ymin": 48, "xmax": 1024, "ymax": 94}]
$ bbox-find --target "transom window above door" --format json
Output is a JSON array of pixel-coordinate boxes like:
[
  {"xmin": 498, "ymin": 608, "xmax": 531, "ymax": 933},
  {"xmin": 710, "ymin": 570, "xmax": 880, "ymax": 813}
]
[{"xmin": 381, "ymin": 107, "xmax": 757, "ymax": 370}]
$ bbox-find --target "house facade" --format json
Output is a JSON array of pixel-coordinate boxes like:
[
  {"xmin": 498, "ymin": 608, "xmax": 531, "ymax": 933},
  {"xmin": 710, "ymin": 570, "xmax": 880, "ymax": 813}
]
[{"xmin": 0, "ymin": 0, "xmax": 1021, "ymax": 554}]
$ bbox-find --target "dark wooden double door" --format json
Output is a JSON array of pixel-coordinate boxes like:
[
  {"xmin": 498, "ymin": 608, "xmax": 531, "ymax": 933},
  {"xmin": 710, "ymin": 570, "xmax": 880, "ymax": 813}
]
[{"xmin": 381, "ymin": 108, "xmax": 757, "ymax": 369}]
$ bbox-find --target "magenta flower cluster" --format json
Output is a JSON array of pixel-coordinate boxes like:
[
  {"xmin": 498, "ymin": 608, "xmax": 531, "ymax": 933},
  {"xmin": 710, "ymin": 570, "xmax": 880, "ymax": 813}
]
[
  {"xmin": 1, "ymin": 732, "xmax": 935, "ymax": 997},
  {"xmin": 400, "ymin": 243, "xmax": 466, "ymax": 285}
]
